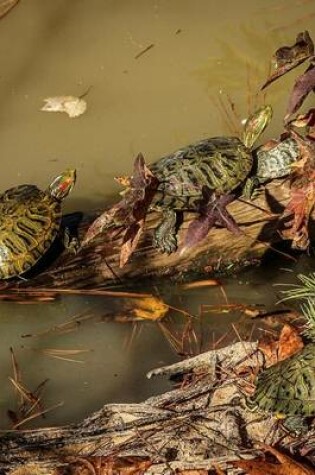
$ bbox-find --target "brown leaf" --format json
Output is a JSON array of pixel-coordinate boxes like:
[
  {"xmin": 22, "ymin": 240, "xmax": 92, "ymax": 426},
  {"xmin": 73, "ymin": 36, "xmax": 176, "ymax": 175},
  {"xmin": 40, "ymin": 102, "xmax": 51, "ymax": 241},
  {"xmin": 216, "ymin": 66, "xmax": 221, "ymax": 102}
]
[
  {"xmin": 262, "ymin": 31, "xmax": 314, "ymax": 90},
  {"xmin": 259, "ymin": 324, "xmax": 303, "ymax": 366},
  {"xmin": 0, "ymin": 0, "xmax": 19, "ymax": 19},
  {"xmin": 57, "ymin": 456, "xmax": 152, "ymax": 475},
  {"xmin": 280, "ymin": 133, "xmax": 315, "ymax": 250},
  {"xmin": 182, "ymin": 192, "xmax": 240, "ymax": 251},
  {"xmin": 119, "ymin": 220, "xmax": 144, "ymax": 268},
  {"xmin": 233, "ymin": 444, "xmax": 315, "ymax": 475},
  {"xmin": 82, "ymin": 202, "xmax": 125, "ymax": 246},
  {"xmin": 289, "ymin": 108, "xmax": 315, "ymax": 129},
  {"xmin": 285, "ymin": 65, "xmax": 315, "ymax": 123}
]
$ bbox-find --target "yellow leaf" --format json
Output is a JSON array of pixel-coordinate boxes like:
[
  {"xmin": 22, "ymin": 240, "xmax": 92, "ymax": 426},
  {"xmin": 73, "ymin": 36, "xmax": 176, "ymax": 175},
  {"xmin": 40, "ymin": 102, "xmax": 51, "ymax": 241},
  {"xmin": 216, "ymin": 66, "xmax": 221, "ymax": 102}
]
[{"xmin": 132, "ymin": 296, "xmax": 169, "ymax": 321}]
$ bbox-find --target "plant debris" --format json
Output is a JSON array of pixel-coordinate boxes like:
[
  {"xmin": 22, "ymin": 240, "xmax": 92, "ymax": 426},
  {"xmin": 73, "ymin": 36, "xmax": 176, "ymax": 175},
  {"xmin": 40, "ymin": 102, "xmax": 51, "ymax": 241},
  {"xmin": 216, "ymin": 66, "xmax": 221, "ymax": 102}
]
[
  {"xmin": 258, "ymin": 323, "xmax": 304, "ymax": 366},
  {"xmin": 182, "ymin": 189, "xmax": 241, "ymax": 252},
  {"xmin": 41, "ymin": 95, "xmax": 87, "ymax": 118},
  {"xmin": 7, "ymin": 347, "xmax": 63, "ymax": 429},
  {"xmin": 232, "ymin": 444, "xmax": 315, "ymax": 475},
  {"xmin": 261, "ymin": 31, "xmax": 314, "ymax": 90},
  {"xmin": 0, "ymin": 0, "xmax": 19, "ymax": 19},
  {"xmin": 134, "ymin": 43, "xmax": 155, "ymax": 59},
  {"xmin": 181, "ymin": 279, "xmax": 221, "ymax": 289},
  {"xmin": 280, "ymin": 132, "xmax": 315, "ymax": 250},
  {"xmin": 56, "ymin": 456, "xmax": 152, "ymax": 475},
  {"xmin": 83, "ymin": 153, "xmax": 159, "ymax": 267}
]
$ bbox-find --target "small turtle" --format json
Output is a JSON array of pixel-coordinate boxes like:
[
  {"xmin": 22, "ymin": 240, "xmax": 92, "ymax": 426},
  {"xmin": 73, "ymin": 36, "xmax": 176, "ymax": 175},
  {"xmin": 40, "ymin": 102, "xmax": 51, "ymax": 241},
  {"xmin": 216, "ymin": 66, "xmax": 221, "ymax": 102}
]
[
  {"xmin": 0, "ymin": 169, "xmax": 77, "ymax": 279},
  {"xmin": 148, "ymin": 106, "xmax": 274, "ymax": 253},
  {"xmin": 248, "ymin": 343, "xmax": 315, "ymax": 433}
]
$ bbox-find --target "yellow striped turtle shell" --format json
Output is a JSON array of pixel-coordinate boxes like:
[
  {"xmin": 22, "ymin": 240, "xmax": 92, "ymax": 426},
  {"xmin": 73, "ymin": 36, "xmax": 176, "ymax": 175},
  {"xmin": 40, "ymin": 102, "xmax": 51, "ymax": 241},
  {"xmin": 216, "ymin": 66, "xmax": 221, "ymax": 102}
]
[{"xmin": 0, "ymin": 170, "xmax": 76, "ymax": 279}]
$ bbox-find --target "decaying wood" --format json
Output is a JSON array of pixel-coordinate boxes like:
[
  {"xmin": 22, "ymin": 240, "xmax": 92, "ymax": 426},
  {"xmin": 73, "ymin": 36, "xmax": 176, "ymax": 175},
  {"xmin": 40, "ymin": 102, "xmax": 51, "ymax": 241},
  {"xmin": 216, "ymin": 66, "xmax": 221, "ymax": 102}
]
[
  {"xmin": 10, "ymin": 177, "xmax": 306, "ymax": 292},
  {"xmin": 0, "ymin": 341, "xmax": 300, "ymax": 475}
]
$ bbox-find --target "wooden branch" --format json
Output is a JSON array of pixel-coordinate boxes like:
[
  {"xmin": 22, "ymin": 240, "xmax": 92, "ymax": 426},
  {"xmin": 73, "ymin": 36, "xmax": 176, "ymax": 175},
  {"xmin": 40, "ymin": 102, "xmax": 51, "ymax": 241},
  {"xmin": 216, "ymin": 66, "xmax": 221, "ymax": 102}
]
[
  {"xmin": 7, "ymin": 178, "xmax": 300, "ymax": 292},
  {"xmin": 0, "ymin": 342, "xmax": 279, "ymax": 474}
]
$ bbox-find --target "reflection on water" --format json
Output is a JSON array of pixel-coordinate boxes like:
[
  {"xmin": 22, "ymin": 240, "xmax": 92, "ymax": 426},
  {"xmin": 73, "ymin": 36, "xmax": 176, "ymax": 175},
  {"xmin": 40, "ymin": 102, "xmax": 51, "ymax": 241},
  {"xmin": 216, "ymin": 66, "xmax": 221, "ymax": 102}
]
[{"xmin": 0, "ymin": 0, "xmax": 314, "ymax": 428}]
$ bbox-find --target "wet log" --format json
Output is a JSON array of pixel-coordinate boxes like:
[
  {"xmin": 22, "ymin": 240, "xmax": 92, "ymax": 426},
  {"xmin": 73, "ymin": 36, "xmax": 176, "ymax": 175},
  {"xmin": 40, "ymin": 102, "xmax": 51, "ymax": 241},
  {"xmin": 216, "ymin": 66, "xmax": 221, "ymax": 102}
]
[
  {"xmin": 0, "ymin": 342, "xmax": 291, "ymax": 475},
  {"xmin": 6, "ymin": 177, "xmax": 303, "ymax": 291}
]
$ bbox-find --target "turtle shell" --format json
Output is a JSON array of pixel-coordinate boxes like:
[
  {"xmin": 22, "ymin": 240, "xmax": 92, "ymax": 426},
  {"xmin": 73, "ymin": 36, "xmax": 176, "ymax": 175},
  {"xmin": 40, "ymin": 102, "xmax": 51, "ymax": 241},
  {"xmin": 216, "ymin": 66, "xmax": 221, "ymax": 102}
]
[
  {"xmin": 249, "ymin": 343, "xmax": 315, "ymax": 418},
  {"xmin": 149, "ymin": 137, "xmax": 252, "ymax": 210},
  {"xmin": 0, "ymin": 184, "xmax": 61, "ymax": 279}
]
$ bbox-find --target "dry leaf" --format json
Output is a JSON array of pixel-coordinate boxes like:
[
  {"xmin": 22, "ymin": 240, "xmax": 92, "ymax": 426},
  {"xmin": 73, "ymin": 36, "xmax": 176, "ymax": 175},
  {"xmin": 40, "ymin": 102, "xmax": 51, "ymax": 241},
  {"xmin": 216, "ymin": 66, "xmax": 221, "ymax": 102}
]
[
  {"xmin": 41, "ymin": 96, "xmax": 87, "ymax": 118},
  {"xmin": 232, "ymin": 444, "xmax": 315, "ymax": 475},
  {"xmin": 285, "ymin": 65, "xmax": 315, "ymax": 123},
  {"xmin": 0, "ymin": 0, "xmax": 19, "ymax": 19},
  {"xmin": 119, "ymin": 220, "xmax": 144, "ymax": 268},
  {"xmin": 289, "ymin": 108, "xmax": 315, "ymax": 129},
  {"xmin": 131, "ymin": 296, "xmax": 169, "ymax": 321},
  {"xmin": 262, "ymin": 31, "xmax": 314, "ymax": 90},
  {"xmin": 259, "ymin": 323, "xmax": 303, "ymax": 366},
  {"xmin": 56, "ymin": 456, "xmax": 151, "ymax": 475}
]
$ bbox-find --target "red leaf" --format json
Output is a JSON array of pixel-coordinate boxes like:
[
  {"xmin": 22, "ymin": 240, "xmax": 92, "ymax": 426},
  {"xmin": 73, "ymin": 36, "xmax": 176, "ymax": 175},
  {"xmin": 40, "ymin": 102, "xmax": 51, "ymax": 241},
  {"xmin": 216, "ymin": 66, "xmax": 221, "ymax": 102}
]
[
  {"xmin": 262, "ymin": 31, "xmax": 314, "ymax": 90},
  {"xmin": 285, "ymin": 65, "xmax": 315, "ymax": 123},
  {"xmin": 182, "ymin": 192, "xmax": 241, "ymax": 251}
]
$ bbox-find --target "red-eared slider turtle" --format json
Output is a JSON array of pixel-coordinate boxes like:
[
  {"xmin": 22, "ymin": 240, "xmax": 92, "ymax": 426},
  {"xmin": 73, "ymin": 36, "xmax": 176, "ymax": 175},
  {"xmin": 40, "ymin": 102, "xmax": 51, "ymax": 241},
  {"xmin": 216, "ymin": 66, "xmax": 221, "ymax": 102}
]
[
  {"xmin": 148, "ymin": 106, "xmax": 273, "ymax": 253},
  {"xmin": 0, "ymin": 169, "xmax": 77, "ymax": 279},
  {"xmin": 248, "ymin": 342, "xmax": 315, "ymax": 433}
]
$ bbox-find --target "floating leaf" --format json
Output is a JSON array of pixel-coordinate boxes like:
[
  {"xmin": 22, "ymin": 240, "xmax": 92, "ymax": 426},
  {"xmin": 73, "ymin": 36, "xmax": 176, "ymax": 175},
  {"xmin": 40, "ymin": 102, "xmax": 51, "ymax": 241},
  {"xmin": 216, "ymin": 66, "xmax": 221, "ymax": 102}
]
[
  {"xmin": 262, "ymin": 31, "xmax": 314, "ymax": 90},
  {"xmin": 131, "ymin": 296, "xmax": 169, "ymax": 321},
  {"xmin": 41, "ymin": 95, "xmax": 87, "ymax": 118}
]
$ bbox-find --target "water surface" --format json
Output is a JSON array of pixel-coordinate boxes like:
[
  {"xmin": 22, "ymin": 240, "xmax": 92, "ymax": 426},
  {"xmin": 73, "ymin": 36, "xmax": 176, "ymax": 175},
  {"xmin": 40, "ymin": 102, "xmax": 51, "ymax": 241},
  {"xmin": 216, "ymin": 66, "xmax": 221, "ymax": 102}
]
[{"xmin": 0, "ymin": 0, "xmax": 314, "ymax": 429}]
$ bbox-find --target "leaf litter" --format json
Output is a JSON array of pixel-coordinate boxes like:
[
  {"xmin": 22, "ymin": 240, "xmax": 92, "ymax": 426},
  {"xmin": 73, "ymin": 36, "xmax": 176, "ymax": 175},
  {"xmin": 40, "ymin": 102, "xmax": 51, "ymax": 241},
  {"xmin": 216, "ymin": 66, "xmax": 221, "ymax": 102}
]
[{"xmin": 261, "ymin": 30, "xmax": 315, "ymax": 251}]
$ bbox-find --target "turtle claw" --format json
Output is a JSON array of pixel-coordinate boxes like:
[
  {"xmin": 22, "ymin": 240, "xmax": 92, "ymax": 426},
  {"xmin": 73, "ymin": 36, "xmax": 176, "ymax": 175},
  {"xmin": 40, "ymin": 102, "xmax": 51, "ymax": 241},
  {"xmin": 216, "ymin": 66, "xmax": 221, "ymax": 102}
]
[{"xmin": 153, "ymin": 232, "xmax": 178, "ymax": 254}]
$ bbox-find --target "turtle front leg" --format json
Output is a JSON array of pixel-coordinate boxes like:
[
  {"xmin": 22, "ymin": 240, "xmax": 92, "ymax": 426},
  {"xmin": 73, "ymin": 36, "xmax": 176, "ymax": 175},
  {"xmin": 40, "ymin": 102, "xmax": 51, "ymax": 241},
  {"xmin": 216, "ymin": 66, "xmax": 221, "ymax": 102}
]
[
  {"xmin": 153, "ymin": 208, "xmax": 178, "ymax": 254},
  {"xmin": 63, "ymin": 228, "xmax": 80, "ymax": 254},
  {"xmin": 242, "ymin": 177, "xmax": 261, "ymax": 200}
]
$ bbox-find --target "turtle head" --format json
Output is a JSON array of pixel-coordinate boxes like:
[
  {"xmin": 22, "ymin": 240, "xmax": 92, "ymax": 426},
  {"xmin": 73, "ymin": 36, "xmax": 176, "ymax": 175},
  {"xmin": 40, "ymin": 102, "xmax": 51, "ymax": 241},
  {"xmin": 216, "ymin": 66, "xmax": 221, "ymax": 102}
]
[
  {"xmin": 242, "ymin": 105, "xmax": 273, "ymax": 149},
  {"xmin": 48, "ymin": 169, "xmax": 76, "ymax": 201}
]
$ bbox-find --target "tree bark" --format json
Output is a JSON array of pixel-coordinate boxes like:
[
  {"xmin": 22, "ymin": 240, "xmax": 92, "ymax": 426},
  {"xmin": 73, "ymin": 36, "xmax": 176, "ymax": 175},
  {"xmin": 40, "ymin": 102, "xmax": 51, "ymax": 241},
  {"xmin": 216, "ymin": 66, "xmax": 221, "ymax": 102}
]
[{"xmin": 8, "ymin": 177, "xmax": 297, "ymax": 292}]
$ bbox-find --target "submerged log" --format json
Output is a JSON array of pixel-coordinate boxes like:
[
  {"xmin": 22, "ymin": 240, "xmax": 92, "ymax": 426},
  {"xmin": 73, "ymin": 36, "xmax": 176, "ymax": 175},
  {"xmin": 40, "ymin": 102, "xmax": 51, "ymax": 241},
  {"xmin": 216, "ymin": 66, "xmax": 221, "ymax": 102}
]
[{"xmin": 0, "ymin": 341, "xmax": 313, "ymax": 474}]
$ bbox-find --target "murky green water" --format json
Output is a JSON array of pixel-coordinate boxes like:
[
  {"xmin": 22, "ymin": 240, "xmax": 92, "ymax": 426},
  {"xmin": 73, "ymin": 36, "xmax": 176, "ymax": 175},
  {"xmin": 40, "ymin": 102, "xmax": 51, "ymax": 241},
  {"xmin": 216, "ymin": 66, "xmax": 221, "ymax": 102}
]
[{"xmin": 0, "ymin": 0, "xmax": 314, "ymax": 429}]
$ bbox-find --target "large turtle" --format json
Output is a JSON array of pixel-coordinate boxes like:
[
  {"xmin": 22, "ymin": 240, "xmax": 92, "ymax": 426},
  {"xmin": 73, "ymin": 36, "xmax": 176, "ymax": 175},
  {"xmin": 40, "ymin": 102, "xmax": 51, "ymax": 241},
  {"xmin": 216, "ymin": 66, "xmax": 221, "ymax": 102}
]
[
  {"xmin": 0, "ymin": 169, "xmax": 77, "ymax": 279},
  {"xmin": 148, "ymin": 105, "xmax": 300, "ymax": 253}
]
